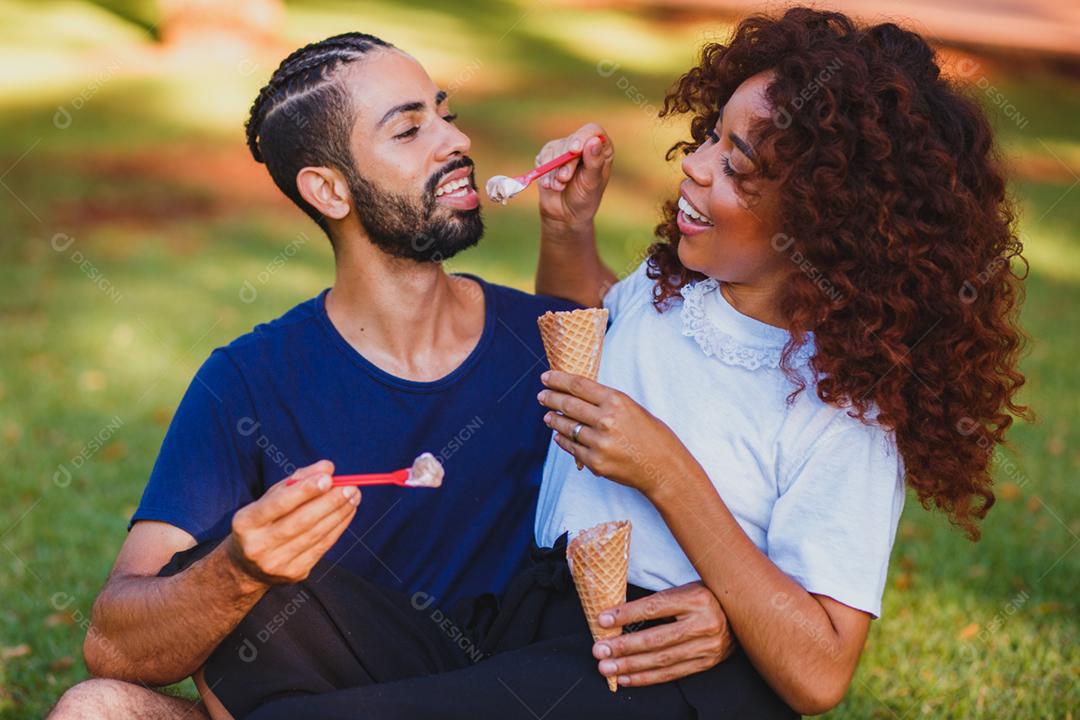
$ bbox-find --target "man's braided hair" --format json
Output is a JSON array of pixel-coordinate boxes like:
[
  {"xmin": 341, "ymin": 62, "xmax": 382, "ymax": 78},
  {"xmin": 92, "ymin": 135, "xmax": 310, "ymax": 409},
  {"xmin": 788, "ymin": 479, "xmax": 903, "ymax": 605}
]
[{"xmin": 245, "ymin": 32, "xmax": 393, "ymax": 236}]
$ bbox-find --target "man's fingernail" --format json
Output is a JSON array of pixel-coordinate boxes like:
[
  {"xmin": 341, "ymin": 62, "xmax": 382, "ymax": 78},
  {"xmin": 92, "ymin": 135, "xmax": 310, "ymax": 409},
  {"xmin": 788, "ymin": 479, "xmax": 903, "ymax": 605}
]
[
  {"xmin": 618, "ymin": 675, "xmax": 630, "ymax": 686},
  {"xmin": 349, "ymin": 489, "xmax": 362, "ymax": 505},
  {"xmin": 599, "ymin": 660, "xmax": 617, "ymax": 674},
  {"xmin": 537, "ymin": 390, "xmax": 547, "ymax": 402},
  {"xmin": 541, "ymin": 371, "xmax": 550, "ymax": 382},
  {"xmin": 342, "ymin": 486, "xmax": 357, "ymax": 499},
  {"xmin": 597, "ymin": 644, "xmax": 611, "ymax": 658},
  {"xmin": 599, "ymin": 613, "xmax": 614, "ymax": 626},
  {"xmin": 571, "ymin": 139, "xmax": 582, "ymax": 152},
  {"xmin": 317, "ymin": 475, "xmax": 331, "ymax": 491}
]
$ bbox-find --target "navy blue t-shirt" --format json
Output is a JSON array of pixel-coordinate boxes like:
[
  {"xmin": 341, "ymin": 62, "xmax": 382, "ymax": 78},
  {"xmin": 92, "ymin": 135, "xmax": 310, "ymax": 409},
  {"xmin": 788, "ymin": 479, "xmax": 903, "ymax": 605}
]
[{"xmin": 131, "ymin": 275, "xmax": 577, "ymax": 611}]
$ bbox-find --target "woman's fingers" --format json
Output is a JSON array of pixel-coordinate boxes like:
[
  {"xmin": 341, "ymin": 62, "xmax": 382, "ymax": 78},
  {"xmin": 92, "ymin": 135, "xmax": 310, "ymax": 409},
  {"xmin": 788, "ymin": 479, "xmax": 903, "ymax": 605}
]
[
  {"xmin": 537, "ymin": 138, "xmax": 573, "ymax": 190},
  {"xmin": 541, "ymin": 370, "xmax": 609, "ymax": 404},
  {"xmin": 599, "ymin": 585, "xmax": 691, "ymax": 628},
  {"xmin": 610, "ymin": 656, "xmax": 721, "ymax": 688},
  {"xmin": 543, "ymin": 411, "xmax": 598, "ymax": 447},
  {"xmin": 598, "ymin": 635, "xmax": 725, "ymax": 678},
  {"xmin": 594, "ymin": 620, "xmax": 688, "ymax": 659},
  {"xmin": 552, "ymin": 431, "xmax": 594, "ymax": 467},
  {"xmin": 594, "ymin": 582, "xmax": 730, "ymax": 656},
  {"xmin": 536, "ymin": 139, "xmax": 564, "ymax": 167},
  {"xmin": 537, "ymin": 389, "xmax": 603, "ymax": 426},
  {"xmin": 536, "ymin": 129, "xmax": 604, "ymax": 190}
]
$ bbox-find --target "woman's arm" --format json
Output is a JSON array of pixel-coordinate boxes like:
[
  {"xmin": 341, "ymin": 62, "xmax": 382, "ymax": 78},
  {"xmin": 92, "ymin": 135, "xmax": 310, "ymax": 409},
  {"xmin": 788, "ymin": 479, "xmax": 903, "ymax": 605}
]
[
  {"xmin": 538, "ymin": 371, "xmax": 871, "ymax": 715},
  {"xmin": 532, "ymin": 123, "xmax": 617, "ymax": 307},
  {"xmin": 537, "ymin": 219, "xmax": 618, "ymax": 308},
  {"xmin": 646, "ymin": 466, "xmax": 870, "ymax": 714}
]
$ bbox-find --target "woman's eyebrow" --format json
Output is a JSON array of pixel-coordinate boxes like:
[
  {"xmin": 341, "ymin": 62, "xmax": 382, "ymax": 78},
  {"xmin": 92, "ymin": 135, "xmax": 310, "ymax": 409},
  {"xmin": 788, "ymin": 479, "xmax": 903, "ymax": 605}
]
[
  {"xmin": 729, "ymin": 132, "xmax": 757, "ymax": 163},
  {"xmin": 716, "ymin": 104, "xmax": 755, "ymax": 162}
]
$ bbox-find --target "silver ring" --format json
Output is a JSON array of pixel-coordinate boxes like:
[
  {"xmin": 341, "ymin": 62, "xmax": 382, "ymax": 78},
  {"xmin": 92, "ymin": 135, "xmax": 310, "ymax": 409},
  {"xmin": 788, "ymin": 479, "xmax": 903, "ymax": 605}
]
[{"xmin": 571, "ymin": 422, "xmax": 584, "ymax": 443}]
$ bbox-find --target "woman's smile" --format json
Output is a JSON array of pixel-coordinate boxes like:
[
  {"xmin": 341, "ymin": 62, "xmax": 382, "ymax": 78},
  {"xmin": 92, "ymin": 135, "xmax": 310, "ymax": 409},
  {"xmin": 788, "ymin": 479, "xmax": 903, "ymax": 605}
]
[{"xmin": 677, "ymin": 192, "xmax": 714, "ymax": 236}]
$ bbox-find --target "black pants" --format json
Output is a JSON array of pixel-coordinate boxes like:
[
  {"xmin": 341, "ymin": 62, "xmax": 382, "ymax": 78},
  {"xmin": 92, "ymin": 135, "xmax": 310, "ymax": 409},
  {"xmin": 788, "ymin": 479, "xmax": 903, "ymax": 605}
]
[{"xmin": 161, "ymin": 535, "xmax": 797, "ymax": 719}]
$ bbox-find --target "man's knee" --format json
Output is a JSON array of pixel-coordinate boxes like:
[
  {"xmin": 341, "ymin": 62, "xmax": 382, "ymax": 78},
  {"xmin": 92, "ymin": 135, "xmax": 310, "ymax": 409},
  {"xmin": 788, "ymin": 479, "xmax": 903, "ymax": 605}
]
[
  {"xmin": 48, "ymin": 678, "xmax": 207, "ymax": 720},
  {"xmin": 49, "ymin": 679, "xmax": 126, "ymax": 719}
]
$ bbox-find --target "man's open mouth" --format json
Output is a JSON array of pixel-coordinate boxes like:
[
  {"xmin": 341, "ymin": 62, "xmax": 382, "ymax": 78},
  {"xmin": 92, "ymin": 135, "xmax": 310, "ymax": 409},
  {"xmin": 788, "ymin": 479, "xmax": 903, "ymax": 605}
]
[
  {"xmin": 432, "ymin": 166, "xmax": 479, "ymax": 210},
  {"xmin": 435, "ymin": 177, "xmax": 473, "ymax": 198},
  {"xmin": 434, "ymin": 167, "xmax": 474, "ymax": 198}
]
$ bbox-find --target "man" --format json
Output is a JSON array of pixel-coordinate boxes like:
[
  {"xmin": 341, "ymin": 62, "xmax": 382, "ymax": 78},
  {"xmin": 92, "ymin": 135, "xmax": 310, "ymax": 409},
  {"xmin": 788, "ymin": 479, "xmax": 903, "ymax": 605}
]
[{"xmin": 49, "ymin": 32, "xmax": 733, "ymax": 719}]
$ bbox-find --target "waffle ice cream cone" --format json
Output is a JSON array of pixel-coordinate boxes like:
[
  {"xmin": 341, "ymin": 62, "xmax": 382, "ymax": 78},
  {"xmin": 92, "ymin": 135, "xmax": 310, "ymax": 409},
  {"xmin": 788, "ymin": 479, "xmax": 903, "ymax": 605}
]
[
  {"xmin": 537, "ymin": 307, "xmax": 608, "ymax": 379},
  {"xmin": 567, "ymin": 520, "xmax": 631, "ymax": 692},
  {"xmin": 537, "ymin": 308, "xmax": 609, "ymax": 469}
]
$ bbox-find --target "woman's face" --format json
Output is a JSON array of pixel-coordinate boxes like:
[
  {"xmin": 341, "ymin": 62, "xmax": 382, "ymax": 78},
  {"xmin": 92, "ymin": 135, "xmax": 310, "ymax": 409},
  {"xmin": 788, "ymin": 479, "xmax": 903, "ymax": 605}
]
[{"xmin": 676, "ymin": 70, "xmax": 789, "ymax": 285}]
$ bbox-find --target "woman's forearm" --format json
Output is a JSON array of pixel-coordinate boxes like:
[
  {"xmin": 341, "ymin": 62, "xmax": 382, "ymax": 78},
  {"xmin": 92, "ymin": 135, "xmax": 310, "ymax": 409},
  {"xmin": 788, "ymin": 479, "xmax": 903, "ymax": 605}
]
[
  {"xmin": 648, "ymin": 455, "xmax": 864, "ymax": 714},
  {"xmin": 536, "ymin": 218, "xmax": 617, "ymax": 308}
]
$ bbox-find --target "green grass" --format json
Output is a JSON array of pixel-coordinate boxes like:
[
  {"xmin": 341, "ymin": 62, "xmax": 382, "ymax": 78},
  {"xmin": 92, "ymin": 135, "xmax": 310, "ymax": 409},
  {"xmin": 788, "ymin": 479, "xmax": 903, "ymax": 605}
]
[{"xmin": 1, "ymin": 1, "xmax": 1078, "ymax": 717}]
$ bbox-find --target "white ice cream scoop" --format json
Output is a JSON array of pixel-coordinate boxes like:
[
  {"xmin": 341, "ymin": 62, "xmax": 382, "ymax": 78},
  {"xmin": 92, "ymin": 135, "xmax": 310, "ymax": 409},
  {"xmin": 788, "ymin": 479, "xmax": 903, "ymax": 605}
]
[
  {"xmin": 485, "ymin": 133, "xmax": 606, "ymax": 204},
  {"xmin": 485, "ymin": 175, "xmax": 527, "ymax": 204},
  {"xmin": 403, "ymin": 452, "xmax": 444, "ymax": 487}
]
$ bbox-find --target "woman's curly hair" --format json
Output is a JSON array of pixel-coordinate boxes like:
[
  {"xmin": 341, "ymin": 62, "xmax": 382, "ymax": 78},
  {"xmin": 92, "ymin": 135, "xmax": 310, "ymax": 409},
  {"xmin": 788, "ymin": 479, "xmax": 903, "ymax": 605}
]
[{"xmin": 648, "ymin": 7, "xmax": 1029, "ymax": 540}]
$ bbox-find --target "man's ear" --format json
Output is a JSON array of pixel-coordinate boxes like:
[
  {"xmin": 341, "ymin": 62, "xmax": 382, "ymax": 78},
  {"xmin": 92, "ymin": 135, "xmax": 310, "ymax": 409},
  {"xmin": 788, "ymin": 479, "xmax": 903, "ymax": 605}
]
[{"xmin": 297, "ymin": 166, "xmax": 351, "ymax": 221}]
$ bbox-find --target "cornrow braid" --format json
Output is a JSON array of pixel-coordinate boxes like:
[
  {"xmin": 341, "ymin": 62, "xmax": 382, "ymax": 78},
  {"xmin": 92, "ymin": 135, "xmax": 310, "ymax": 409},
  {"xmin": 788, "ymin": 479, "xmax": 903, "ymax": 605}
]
[{"xmin": 245, "ymin": 32, "xmax": 393, "ymax": 235}]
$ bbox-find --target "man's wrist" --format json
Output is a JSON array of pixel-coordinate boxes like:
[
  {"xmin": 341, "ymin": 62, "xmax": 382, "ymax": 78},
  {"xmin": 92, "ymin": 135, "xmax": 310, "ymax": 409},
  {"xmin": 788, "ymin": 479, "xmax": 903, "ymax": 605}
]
[{"xmin": 216, "ymin": 537, "xmax": 271, "ymax": 598}]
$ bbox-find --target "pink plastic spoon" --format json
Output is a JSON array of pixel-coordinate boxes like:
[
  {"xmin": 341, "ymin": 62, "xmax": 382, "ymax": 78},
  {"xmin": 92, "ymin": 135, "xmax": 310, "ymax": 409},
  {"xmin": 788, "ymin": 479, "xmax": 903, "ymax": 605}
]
[
  {"xmin": 485, "ymin": 134, "xmax": 607, "ymax": 204},
  {"xmin": 285, "ymin": 452, "xmax": 444, "ymax": 488}
]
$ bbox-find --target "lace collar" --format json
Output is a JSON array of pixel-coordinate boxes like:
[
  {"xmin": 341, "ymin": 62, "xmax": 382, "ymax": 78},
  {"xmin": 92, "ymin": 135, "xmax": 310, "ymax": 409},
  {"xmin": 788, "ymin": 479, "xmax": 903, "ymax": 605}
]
[{"xmin": 678, "ymin": 278, "xmax": 813, "ymax": 371}]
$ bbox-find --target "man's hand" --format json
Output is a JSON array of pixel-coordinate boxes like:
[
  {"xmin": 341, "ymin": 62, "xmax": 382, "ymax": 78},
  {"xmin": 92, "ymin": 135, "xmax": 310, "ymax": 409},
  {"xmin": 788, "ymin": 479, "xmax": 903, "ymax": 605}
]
[
  {"xmin": 535, "ymin": 122, "xmax": 613, "ymax": 230},
  {"xmin": 226, "ymin": 460, "xmax": 361, "ymax": 585},
  {"xmin": 84, "ymin": 460, "xmax": 361, "ymax": 685},
  {"xmin": 591, "ymin": 582, "xmax": 733, "ymax": 687}
]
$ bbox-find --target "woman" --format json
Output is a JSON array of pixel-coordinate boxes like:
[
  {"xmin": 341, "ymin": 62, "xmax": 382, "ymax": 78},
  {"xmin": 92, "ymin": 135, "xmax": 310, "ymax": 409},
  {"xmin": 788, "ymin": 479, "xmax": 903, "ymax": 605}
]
[
  {"xmin": 212, "ymin": 8, "xmax": 1027, "ymax": 718},
  {"xmin": 532, "ymin": 5, "xmax": 1027, "ymax": 715}
]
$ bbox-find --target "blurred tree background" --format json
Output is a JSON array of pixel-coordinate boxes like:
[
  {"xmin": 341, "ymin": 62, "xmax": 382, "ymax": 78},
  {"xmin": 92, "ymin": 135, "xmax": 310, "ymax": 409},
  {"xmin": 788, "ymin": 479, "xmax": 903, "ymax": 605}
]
[{"xmin": 0, "ymin": 1, "xmax": 1077, "ymax": 717}]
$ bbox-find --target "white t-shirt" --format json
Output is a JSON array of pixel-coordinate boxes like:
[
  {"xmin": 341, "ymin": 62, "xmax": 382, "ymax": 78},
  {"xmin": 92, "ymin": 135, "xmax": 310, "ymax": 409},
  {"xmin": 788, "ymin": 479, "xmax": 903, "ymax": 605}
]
[{"xmin": 535, "ymin": 260, "xmax": 906, "ymax": 617}]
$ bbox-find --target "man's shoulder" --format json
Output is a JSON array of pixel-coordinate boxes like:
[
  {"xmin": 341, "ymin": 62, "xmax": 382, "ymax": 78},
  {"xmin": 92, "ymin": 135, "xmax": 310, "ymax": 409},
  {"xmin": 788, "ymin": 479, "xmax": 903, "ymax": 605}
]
[{"xmin": 206, "ymin": 291, "xmax": 326, "ymax": 375}]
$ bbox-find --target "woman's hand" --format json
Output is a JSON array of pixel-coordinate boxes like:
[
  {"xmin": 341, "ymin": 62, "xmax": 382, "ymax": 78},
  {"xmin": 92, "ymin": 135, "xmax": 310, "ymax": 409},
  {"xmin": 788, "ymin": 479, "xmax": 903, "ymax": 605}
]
[
  {"xmin": 535, "ymin": 123, "xmax": 613, "ymax": 231},
  {"xmin": 537, "ymin": 370, "xmax": 693, "ymax": 497},
  {"xmin": 593, "ymin": 582, "xmax": 734, "ymax": 687}
]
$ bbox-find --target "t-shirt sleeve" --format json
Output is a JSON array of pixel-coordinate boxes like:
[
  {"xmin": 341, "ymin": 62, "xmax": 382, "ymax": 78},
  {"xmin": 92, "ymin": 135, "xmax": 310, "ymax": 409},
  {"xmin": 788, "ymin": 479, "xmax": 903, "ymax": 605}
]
[
  {"xmin": 129, "ymin": 349, "xmax": 262, "ymax": 543},
  {"xmin": 766, "ymin": 420, "xmax": 906, "ymax": 618},
  {"xmin": 602, "ymin": 259, "xmax": 653, "ymax": 323}
]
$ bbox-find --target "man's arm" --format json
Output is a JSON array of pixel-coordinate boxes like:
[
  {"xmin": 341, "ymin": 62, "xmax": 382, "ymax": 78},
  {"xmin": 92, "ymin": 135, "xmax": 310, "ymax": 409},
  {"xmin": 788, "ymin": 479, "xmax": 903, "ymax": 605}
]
[
  {"xmin": 84, "ymin": 461, "xmax": 360, "ymax": 686},
  {"xmin": 533, "ymin": 123, "xmax": 618, "ymax": 308}
]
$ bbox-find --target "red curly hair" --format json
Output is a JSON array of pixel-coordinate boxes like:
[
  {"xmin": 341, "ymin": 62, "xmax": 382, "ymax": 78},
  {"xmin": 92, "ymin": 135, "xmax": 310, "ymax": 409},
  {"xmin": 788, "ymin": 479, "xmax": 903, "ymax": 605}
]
[{"xmin": 647, "ymin": 7, "xmax": 1029, "ymax": 540}]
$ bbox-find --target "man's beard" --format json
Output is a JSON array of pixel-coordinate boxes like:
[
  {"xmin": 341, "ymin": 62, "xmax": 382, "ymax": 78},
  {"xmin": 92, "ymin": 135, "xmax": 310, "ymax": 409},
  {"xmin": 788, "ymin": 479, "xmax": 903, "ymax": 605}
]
[{"xmin": 346, "ymin": 158, "xmax": 484, "ymax": 262}]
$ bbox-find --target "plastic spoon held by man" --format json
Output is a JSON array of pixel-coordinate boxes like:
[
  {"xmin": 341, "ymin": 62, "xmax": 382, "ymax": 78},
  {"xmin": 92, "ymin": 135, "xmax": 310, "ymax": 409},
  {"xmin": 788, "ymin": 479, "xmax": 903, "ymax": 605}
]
[{"xmin": 285, "ymin": 452, "xmax": 444, "ymax": 488}]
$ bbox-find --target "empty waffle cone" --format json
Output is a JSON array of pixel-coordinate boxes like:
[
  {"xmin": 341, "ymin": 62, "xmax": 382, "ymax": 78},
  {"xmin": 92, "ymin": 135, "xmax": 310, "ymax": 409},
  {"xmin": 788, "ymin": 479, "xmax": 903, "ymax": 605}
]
[
  {"xmin": 537, "ymin": 307, "xmax": 608, "ymax": 380},
  {"xmin": 567, "ymin": 520, "xmax": 631, "ymax": 692},
  {"xmin": 537, "ymin": 308, "xmax": 609, "ymax": 469}
]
